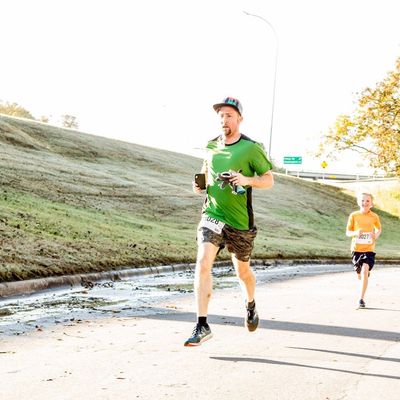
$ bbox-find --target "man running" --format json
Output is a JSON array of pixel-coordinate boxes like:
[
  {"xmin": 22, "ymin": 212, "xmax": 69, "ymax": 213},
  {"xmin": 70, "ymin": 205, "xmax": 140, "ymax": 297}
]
[{"xmin": 185, "ymin": 97, "xmax": 274, "ymax": 346}]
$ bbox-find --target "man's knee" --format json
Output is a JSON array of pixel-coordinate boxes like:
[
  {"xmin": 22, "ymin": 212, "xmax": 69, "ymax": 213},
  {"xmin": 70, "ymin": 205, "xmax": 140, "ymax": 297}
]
[
  {"xmin": 196, "ymin": 257, "xmax": 212, "ymax": 278},
  {"xmin": 196, "ymin": 244, "xmax": 217, "ymax": 273},
  {"xmin": 233, "ymin": 259, "xmax": 253, "ymax": 281},
  {"xmin": 238, "ymin": 269, "xmax": 253, "ymax": 282}
]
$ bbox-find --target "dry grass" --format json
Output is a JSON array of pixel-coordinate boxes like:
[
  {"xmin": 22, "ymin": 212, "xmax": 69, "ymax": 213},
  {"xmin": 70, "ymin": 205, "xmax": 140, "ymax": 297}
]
[
  {"xmin": 374, "ymin": 184, "xmax": 400, "ymax": 217},
  {"xmin": 1, "ymin": 114, "xmax": 399, "ymax": 282}
]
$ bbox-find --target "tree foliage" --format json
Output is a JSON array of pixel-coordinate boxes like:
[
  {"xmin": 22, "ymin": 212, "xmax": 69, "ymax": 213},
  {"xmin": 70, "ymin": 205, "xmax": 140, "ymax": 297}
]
[
  {"xmin": 38, "ymin": 115, "xmax": 49, "ymax": 123},
  {"xmin": 0, "ymin": 101, "xmax": 35, "ymax": 120},
  {"xmin": 319, "ymin": 57, "xmax": 400, "ymax": 176},
  {"xmin": 61, "ymin": 114, "xmax": 79, "ymax": 129}
]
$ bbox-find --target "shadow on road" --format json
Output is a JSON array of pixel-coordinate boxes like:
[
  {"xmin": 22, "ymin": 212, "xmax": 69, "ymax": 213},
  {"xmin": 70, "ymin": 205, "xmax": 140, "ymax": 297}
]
[
  {"xmin": 288, "ymin": 346, "xmax": 400, "ymax": 363},
  {"xmin": 2, "ymin": 305, "xmax": 399, "ymax": 343},
  {"xmin": 362, "ymin": 307, "xmax": 400, "ymax": 312},
  {"xmin": 209, "ymin": 355, "xmax": 400, "ymax": 380},
  {"xmin": 142, "ymin": 308, "xmax": 400, "ymax": 342}
]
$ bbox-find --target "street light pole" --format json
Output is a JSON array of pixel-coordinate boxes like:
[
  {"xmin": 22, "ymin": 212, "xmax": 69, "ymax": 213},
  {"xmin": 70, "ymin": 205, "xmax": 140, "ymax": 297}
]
[{"xmin": 243, "ymin": 11, "xmax": 278, "ymax": 161}]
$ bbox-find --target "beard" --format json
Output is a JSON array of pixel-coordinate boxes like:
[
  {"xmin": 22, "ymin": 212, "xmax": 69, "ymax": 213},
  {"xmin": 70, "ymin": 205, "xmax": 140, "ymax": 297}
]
[{"xmin": 222, "ymin": 126, "xmax": 232, "ymax": 136}]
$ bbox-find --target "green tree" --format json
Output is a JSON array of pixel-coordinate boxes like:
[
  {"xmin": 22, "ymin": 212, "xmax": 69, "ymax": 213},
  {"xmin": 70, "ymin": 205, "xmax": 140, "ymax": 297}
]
[
  {"xmin": 319, "ymin": 57, "xmax": 400, "ymax": 176},
  {"xmin": 0, "ymin": 101, "xmax": 35, "ymax": 119},
  {"xmin": 61, "ymin": 114, "xmax": 79, "ymax": 129}
]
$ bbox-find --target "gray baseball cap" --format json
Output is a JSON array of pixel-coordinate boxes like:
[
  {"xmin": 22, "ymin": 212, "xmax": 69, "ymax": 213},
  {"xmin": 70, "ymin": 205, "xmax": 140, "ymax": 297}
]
[{"xmin": 213, "ymin": 97, "xmax": 243, "ymax": 116}]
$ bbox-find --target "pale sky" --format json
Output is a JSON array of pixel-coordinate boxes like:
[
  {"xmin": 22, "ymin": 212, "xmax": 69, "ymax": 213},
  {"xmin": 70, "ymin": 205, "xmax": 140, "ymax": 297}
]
[{"xmin": 2, "ymin": 0, "xmax": 400, "ymax": 174}]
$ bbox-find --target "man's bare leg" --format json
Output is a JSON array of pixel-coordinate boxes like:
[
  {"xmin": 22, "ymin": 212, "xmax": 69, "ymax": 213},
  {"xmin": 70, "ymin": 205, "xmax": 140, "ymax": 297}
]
[
  {"xmin": 231, "ymin": 255, "xmax": 256, "ymax": 303},
  {"xmin": 195, "ymin": 242, "xmax": 219, "ymax": 317},
  {"xmin": 232, "ymin": 255, "xmax": 259, "ymax": 331},
  {"xmin": 184, "ymin": 242, "xmax": 218, "ymax": 346}
]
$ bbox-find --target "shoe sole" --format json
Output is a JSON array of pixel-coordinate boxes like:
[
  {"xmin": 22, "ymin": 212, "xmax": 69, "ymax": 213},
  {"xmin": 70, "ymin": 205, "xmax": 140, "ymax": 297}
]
[
  {"xmin": 245, "ymin": 317, "xmax": 259, "ymax": 332},
  {"xmin": 184, "ymin": 333, "xmax": 213, "ymax": 347},
  {"xmin": 246, "ymin": 323, "xmax": 259, "ymax": 332}
]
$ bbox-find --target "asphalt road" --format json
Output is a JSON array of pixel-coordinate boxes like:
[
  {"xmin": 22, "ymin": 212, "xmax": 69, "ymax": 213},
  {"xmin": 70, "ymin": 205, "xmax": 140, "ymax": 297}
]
[{"xmin": 1, "ymin": 266, "xmax": 399, "ymax": 400}]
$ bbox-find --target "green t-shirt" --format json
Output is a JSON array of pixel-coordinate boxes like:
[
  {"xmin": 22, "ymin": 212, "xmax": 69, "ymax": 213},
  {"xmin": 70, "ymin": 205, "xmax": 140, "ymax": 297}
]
[{"xmin": 202, "ymin": 134, "xmax": 272, "ymax": 230}]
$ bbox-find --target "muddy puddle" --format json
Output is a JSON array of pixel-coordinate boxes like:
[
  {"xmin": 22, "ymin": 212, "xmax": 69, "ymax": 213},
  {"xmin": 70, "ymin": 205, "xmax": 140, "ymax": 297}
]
[{"xmin": 0, "ymin": 263, "xmax": 371, "ymax": 336}]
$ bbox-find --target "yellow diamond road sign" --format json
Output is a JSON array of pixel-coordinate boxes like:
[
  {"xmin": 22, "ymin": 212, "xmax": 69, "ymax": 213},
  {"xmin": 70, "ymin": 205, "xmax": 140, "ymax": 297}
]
[{"xmin": 321, "ymin": 161, "xmax": 328, "ymax": 169}]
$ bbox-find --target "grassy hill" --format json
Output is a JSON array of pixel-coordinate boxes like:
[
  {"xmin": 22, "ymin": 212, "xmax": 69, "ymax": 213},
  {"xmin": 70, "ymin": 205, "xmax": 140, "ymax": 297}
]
[{"xmin": 0, "ymin": 114, "xmax": 399, "ymax": 282}]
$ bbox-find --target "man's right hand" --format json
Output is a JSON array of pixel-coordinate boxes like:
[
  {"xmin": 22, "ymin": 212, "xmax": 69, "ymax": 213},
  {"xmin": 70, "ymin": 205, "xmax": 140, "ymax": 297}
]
[{"xmin": 192, "ymin": 181, "xmax": 203, "ymax": 194}]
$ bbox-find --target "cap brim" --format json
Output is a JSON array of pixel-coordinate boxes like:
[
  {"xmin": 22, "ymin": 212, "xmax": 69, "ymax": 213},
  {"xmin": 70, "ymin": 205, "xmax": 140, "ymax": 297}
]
[{"xmin": 213, "ymin": 103, "xmax": 241, "ymax": 115}]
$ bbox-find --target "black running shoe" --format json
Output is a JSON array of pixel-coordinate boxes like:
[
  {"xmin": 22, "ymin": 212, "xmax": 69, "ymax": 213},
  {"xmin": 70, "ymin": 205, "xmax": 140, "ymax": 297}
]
[
  {"xmin": 358, "ymin": 299, "xmax": 366, "ymax": 308},
  {"xmin": 245, "ymin": 302, "xmax": 259, "ymax": 332},
  {"xmin": 184, "ymin": 324, "xmax": 213, "ymax": 346}
]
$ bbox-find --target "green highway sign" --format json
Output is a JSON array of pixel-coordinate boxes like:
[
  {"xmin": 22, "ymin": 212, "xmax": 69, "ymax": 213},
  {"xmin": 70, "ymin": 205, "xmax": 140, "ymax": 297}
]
[{"xmin": 283, "ymin": 156, "xmax": 302, "ymax": 164}]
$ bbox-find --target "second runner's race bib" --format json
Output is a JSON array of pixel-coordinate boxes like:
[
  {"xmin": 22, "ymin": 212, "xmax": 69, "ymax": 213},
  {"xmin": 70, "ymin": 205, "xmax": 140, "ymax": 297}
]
[
  {"xmin": 355, "ymin": 232, "xmax": 373, "ymax": 245},
  {"xmin": 200, "ymin": 215, "xmax": 225, "ymax": 234}
]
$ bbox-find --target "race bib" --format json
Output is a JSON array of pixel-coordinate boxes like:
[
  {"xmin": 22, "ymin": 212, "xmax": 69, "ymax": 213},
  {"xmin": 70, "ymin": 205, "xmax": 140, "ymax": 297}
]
[
  {"xmin": 356, "ymin": 232, "xmax": 373, "ymax": 245},
  {"xmin": 200, "ymin": 215, "xmax": 225, "ymax": 234}
]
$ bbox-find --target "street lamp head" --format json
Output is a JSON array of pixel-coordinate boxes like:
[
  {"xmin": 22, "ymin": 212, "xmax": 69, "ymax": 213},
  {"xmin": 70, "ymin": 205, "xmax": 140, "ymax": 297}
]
[{"xmin": 243, "ymin": 10, "xmax": 278, "ymax": 161}]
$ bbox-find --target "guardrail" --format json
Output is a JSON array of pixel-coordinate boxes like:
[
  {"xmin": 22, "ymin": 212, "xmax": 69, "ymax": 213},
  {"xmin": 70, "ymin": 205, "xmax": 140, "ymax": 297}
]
[{"xmin": 285, "ymin": 170, "xmax": 386, "ymax": 181}]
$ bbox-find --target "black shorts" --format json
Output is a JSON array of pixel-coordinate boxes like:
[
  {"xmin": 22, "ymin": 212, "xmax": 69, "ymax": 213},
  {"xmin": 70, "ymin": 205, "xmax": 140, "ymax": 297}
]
[
  {"xmin": 351, "ymin": 252, "xmax": 376, "ymax": 273},
  {"xmin": 197, "ymin": 223, "xmax": 257, "ymax": 262}
]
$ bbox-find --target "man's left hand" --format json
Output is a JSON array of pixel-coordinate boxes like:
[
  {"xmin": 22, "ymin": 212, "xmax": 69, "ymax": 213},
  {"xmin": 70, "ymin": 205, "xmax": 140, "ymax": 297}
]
[{"xmin": 229, "ymin": 171, "xmax": 249, "ymax": 187}]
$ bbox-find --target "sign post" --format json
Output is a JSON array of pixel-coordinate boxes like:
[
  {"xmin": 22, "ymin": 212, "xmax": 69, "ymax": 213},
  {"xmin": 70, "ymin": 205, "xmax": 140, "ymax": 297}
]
[
  {"xmin": 283, "ymin": 156, "xmax": 302, "ymax": 164},
  {"xmin": 321, "ymin": 160, "xmax": 328, "ymax": 180},
  {"xmin": 283, "ymin": 156, "xmax": 302, "ymax": 176}
]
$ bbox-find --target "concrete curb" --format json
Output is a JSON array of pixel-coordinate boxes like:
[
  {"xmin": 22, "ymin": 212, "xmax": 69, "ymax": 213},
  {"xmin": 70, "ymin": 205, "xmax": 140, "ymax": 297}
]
[
  {"xmin": 0, "ymin": 261, "xmax": 230, "ymax": 299},
  {"xmin": 1, "ymin": 258, "xmax": 399, "ymax": 299}
]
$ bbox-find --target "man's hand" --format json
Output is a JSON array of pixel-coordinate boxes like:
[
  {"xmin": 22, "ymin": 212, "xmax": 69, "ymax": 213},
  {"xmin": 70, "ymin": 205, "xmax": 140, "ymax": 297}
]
[
  {"xmin": 229, "ymin": 171, "xmax": 249, "ymax": 187},
  {"xmin": 192, "ymin": 181, "xmax": 203, "ymax": 194},
  {"xmin": 230, "ymin": 170, "xmax": 274, "ymax": 190}
]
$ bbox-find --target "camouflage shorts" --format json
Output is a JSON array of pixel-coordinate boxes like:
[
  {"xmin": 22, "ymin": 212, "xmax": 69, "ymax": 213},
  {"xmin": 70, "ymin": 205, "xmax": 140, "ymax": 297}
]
[{"xmin": 197, "ymin": 223, "xmax": 257, "ymax": 262}]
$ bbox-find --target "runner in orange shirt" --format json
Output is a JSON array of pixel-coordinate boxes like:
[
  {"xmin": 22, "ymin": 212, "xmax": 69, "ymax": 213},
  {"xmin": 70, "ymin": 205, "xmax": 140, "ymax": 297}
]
[{"xmin": 346, "ymin": 193, "xmax": 382, "ymax": 309}]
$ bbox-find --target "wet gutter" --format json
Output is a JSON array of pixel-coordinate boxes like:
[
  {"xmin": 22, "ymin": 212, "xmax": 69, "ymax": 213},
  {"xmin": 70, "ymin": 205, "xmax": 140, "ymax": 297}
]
[{"xmin": 1, "ymin": 258, "xmax": 399, "ymax": 299}]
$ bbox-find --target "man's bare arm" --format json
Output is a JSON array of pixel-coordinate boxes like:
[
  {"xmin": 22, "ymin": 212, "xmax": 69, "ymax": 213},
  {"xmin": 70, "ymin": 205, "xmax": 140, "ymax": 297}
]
[{"xmin": 231, "ymin": 170, "xmax": 274, "ymax": 189}]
